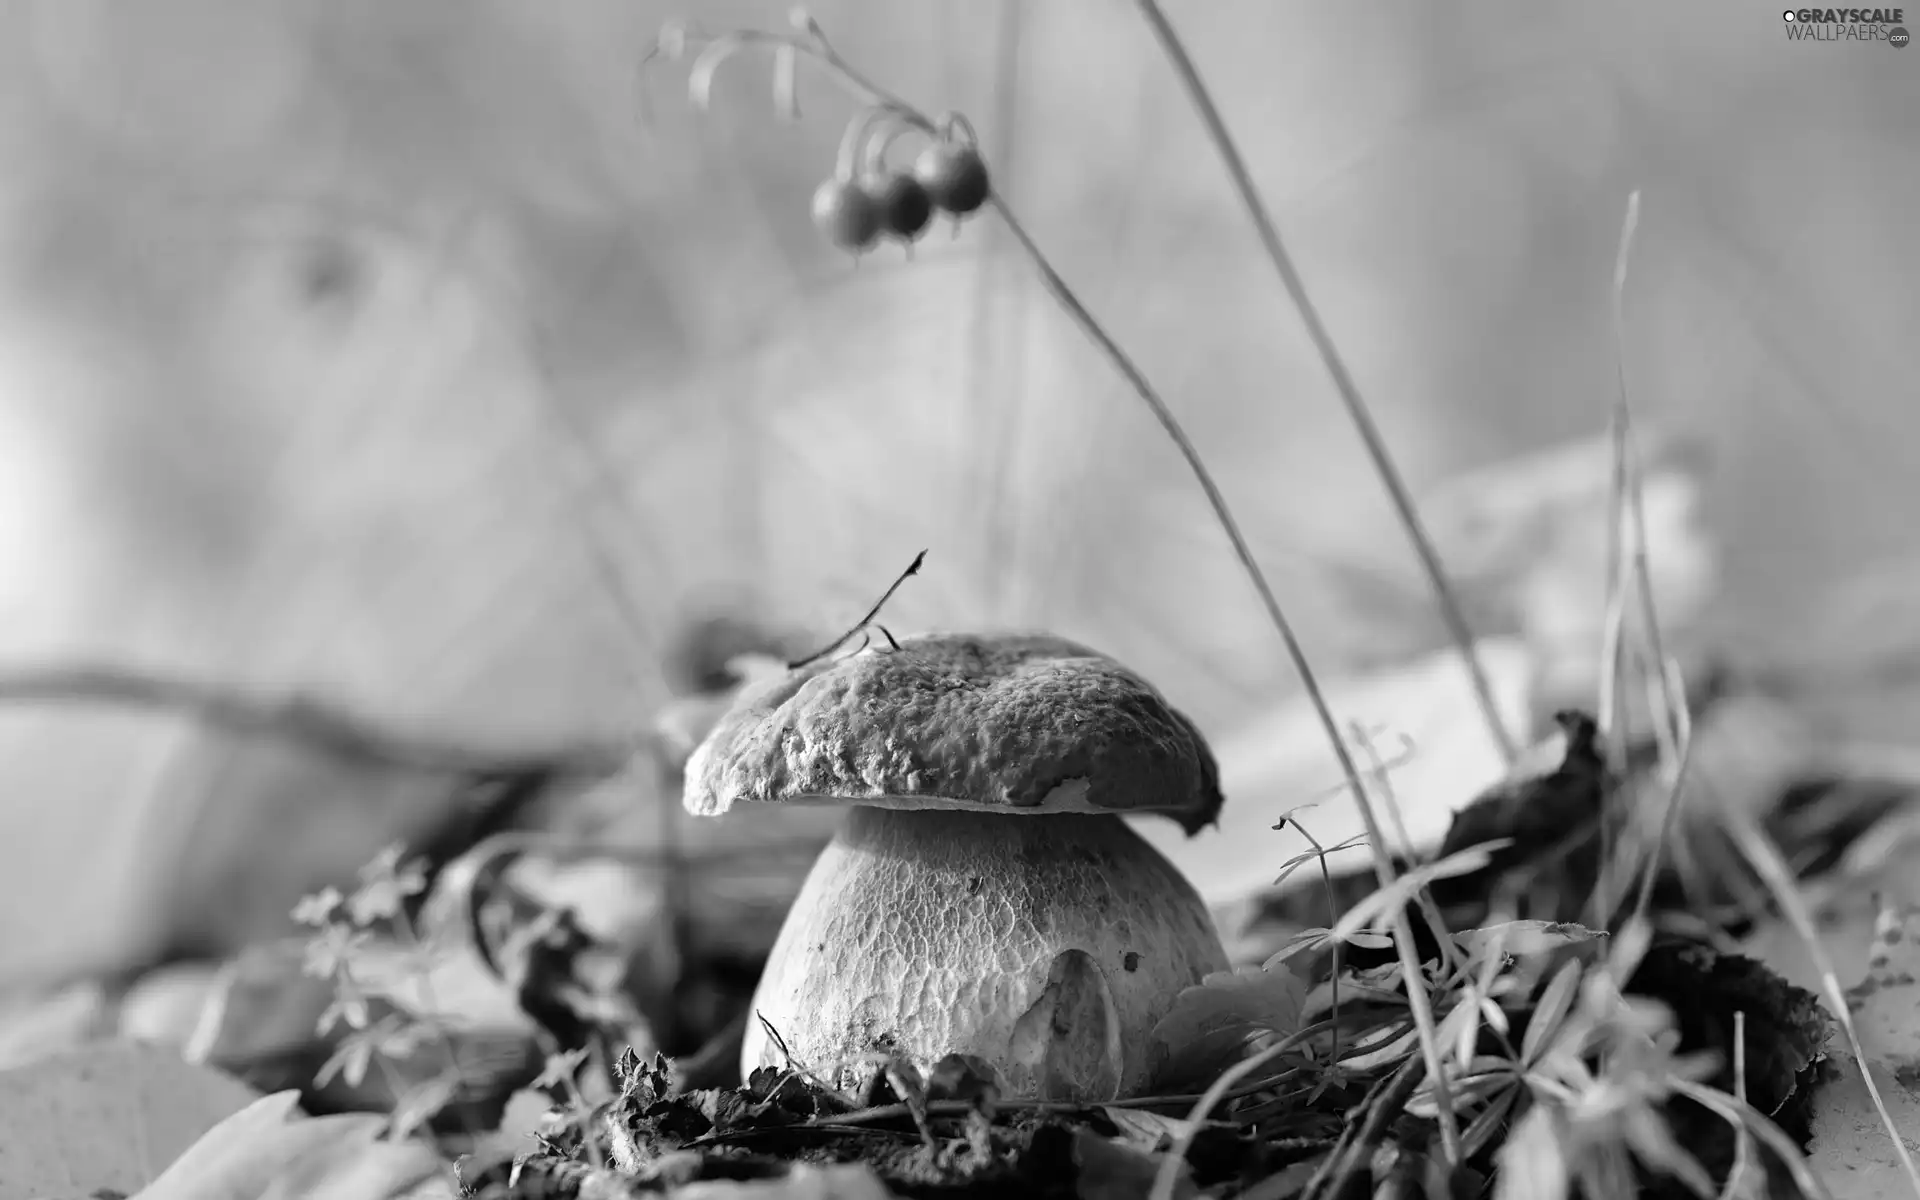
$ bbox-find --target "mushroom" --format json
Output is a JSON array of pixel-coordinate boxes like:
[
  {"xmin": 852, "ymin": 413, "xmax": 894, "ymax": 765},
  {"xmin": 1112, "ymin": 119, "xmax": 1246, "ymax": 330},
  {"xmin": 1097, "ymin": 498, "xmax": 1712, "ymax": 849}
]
[{"xmin": 682, "ymin": 632, "xmax": 1231, "ymax": 1102}]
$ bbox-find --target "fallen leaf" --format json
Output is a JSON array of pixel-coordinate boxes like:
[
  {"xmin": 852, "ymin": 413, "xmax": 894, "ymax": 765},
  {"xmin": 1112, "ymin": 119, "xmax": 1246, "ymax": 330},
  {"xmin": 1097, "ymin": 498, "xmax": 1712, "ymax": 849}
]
[
  {"xmin": 1098, "ymin": 1106, "xmax": 1196, "ymax": 1153},
  {"xmin": 1453, "ymin": 920, "xmax": 1605, "ymax": 962},
  {"xmin": 131, "ymin": 1088, "xmax": 449, "ymax": 1200},
  {"xmin": 0, "ymin": 1042, "xmax": 259, "ymax": 1200}
]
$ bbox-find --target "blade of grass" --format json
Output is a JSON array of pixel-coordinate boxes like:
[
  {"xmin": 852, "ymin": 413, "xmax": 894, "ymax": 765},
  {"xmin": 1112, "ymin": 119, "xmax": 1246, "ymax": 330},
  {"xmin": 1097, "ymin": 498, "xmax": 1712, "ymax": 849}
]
[
  {"xmin": 1133, "ymin": 0, "xmax": 1516, "ymax": 769},
  {"xmin": 1597, "ymin": 191, "xmax": 1644, "ymax": 766},
  {"xmin": 1673, "ymin": 1078, "xmax": 1837, "ymax": 1200},
  {"xmin": 1149, "ymin": 1024, "xmax": 1339, "ymax": 1200},
  {"xmin": 1718, "ymin": 805, "xmax": 1920, "ymax": 1197},
  {"xmin": 1272, "ymin": 814, "xmax": 1348, "ymax": 1069},
  {"xmin": 985, "ymin": 206, "xmax": 1475, "ymax": 1166},
  {"xmin": 1339, "ymin": 768, "xmax": 1466, "ymax": 1165},
  {"xmin": 1715, "ymin": 1010, "xmax": 1752, "ymax": 1200},
  {"xmin": 1349, "ymin": 723, "xmax": 1460, "ymax": 978}
]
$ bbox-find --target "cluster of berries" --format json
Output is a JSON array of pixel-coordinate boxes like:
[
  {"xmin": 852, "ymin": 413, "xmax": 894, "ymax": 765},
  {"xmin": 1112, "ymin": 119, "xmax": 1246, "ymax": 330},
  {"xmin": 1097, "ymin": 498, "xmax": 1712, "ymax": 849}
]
[{"xmin": 809, "ymin": 139, "xmax": 990, "ymax": 253}]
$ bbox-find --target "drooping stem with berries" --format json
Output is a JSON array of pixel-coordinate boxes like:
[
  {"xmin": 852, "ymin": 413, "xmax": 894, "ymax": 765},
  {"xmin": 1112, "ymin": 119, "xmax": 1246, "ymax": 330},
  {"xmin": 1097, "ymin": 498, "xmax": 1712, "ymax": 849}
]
[{"xmin": 644, "ymin": 15, "xmax": 1405, "ymax": 1036}]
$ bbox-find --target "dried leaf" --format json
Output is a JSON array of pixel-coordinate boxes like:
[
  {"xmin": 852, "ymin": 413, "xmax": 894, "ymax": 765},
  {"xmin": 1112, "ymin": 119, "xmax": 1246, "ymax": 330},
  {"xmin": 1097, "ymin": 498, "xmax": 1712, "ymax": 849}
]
[
  {"xmin": 1453, "ymin": 919, "xmax": 1605, "ymax": 962},
  {"xmin": 1098, "ymin": 1106, "xmax": 1196, "ymax": 1153}
]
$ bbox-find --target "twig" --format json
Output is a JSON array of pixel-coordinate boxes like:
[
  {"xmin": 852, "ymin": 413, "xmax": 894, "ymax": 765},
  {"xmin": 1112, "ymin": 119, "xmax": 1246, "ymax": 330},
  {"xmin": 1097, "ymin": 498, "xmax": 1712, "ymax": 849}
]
[
  {"xmin": 1133, "ymin": 0, "xmax": 1516, "ymax": 768},
  {"xmin": 0, "ymin": 662, "xmax": 626, "ymax": 777},
  {"xmin": 787, "ymin": 550, "xmax": 927, "ymax": 669}
]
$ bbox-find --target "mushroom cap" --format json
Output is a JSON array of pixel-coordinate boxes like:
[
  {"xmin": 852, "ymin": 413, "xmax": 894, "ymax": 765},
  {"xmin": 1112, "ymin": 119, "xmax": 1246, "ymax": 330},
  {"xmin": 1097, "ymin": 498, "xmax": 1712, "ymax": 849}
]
[{"xmin": 683, "ymin": 632, "xmax": 1223, "ymax": 834}]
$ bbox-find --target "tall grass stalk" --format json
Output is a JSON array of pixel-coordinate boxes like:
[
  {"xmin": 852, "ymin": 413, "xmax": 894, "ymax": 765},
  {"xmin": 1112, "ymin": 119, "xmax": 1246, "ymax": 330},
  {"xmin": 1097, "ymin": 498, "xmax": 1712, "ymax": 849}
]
[{"xmin": 1133, "ymin": 0, "xmax": 1517, "ymax": 770}]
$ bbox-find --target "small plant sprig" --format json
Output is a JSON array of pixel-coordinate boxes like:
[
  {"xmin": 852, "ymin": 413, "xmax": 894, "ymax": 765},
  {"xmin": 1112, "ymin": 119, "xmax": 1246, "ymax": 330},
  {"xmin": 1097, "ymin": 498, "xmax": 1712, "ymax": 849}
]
[{"xmin": 294, "ymin": 842, "xmax": 470, "ymax": 1141}]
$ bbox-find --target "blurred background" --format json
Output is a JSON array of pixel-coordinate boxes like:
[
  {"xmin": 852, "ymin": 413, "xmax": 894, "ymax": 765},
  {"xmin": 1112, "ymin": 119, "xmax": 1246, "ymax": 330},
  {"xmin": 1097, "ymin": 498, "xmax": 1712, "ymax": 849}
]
[{"xmin": 0, "ymin": 0, "xmax": 1913, "ymax": 991}]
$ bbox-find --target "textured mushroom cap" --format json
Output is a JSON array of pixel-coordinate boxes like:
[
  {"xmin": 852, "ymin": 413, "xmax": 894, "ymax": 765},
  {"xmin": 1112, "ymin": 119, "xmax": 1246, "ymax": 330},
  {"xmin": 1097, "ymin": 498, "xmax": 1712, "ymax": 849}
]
[{"xmin": 683, "ymin": 632, "xmax": 1223, "ymax": 834}]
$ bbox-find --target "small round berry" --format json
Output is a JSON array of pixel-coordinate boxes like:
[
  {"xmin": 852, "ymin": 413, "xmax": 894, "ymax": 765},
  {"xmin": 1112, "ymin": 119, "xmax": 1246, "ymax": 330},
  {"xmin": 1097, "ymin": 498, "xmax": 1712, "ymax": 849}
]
[
  {"xmin": 865, "ymin": 172, "xmax": 934, "ymax": 242},
  {"xmin": 811, "ymin": 178, "xmax": 883, "ymax": 252},
  {"xmin": 911, "ymin": 142, "xmax": 990, "ymax": 216}
]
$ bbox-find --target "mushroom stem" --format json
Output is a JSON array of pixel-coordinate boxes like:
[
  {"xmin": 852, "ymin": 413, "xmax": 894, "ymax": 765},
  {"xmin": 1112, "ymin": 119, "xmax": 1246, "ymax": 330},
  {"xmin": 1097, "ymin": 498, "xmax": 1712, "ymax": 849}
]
[{"xmin": 740, "ymin": 806, "xmax": 1228, "ymax": 1101}]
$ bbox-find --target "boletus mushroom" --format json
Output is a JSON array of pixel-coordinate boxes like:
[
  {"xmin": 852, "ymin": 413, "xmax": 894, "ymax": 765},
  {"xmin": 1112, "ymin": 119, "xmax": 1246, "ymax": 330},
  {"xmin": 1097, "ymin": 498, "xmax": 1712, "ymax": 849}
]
[{"xmin": 682, "ymin": 632, "xmax": 1230, "ymax": 1102}]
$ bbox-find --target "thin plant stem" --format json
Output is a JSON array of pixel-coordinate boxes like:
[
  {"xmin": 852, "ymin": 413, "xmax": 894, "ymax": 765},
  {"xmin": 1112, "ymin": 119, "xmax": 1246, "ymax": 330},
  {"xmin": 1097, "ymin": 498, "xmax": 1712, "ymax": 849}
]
[
  {"xmin": 1349, "ymin": 724, "xmax": 1458, "ymax": 980},
  {"xmin": 990, "ymin": 199, "xmax": 1461, "ymax": 1163},
  {"xmin": 1716, "ymin": 1010, "xmax": 1752, "ymax": 1200},
  {"xmin": 988, "ymin": 195, "xmax": 1376, "ymax": 786},
  {"xmin": 1132, "ymin": 0, "xmax": 1516, "ymax": 768},
  {"xmin": 1673, "ymin": 1079, "xmax": 1837, "ymax": 1200},
  {"xmin": 1342, "ymin": 765, "xmax": 1464, "ymax": 1165},
  {"xmin": 666, "ymin": 30, "xmax": 1390, "ymax": 907},
  {"xmin": 1605, "ymin": 192, "xmax": 1684, "ymax": 769},
  {"xmin": 1281, "ymin": 818, "xmax": 1346, "ymax": 1069}
]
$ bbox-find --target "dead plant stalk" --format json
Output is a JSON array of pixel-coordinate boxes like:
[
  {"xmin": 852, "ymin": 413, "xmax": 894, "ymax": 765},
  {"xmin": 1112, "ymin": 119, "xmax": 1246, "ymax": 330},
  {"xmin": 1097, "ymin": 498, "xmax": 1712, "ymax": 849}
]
[{"xmin": 1134, "ymin": 0, "xmax": 1517, "ymax": 768}]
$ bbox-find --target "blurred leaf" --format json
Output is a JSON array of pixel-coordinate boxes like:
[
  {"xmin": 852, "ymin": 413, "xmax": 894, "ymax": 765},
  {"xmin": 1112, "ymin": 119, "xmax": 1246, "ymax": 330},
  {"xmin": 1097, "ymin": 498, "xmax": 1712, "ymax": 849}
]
[
  {"xmin": 0, "ymin": 1043, "xmax": 259, "ymax": 1200},
  {"xmin": 129, "ymin": 1089, "xmax": 450, "ymax": 1200},
  {"xmin": 1098, "ymin": 1106, "xmax": 1196, "ymax": 1153},
  {"xmin": 1494, "ymin": 1103, "xmax": 1568, "ymax": 1200}
]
